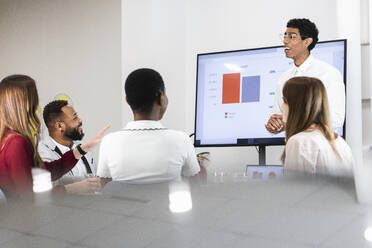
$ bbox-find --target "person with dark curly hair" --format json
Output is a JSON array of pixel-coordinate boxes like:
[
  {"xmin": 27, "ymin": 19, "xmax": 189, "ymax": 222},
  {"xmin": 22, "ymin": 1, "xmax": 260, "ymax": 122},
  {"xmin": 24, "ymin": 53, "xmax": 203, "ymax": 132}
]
[
  {"xmin": 38, "ymin": 100, "xmax": 106, "ymax": 194},
  {"xmin": 97, "ymin": 68, "xmax": 200, "ymax": 183},
  {"xmin": 265, "ymin": 18, "xmax": 345, "ymax": 135}
]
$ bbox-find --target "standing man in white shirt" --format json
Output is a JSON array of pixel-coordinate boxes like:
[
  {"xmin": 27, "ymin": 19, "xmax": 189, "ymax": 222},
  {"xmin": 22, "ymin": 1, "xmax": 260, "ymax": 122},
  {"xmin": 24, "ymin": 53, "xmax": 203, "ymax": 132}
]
[
  {"xmin": 97, "ymin": 68, "xmax": 200, "ymax": 183},
  {"xmin": 265, "ymin": 18, "xmax": 345, "ymax": 134},
  {"xmin": 38, "ymin": 100, "xmax": 104, "ymax": 194}
]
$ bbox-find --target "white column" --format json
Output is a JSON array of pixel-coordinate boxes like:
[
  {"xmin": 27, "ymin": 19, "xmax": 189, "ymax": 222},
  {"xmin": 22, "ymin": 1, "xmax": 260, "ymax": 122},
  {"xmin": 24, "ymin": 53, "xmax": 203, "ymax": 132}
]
[{"xmin": 338, "ymin": 0, "xmax": 371, "ymax": 204}]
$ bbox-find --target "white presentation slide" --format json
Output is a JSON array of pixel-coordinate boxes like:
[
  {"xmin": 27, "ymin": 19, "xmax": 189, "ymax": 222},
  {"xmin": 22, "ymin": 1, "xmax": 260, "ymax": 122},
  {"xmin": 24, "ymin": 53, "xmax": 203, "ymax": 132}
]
[{"xmin": 195, "ymin": 40, "xmax": 345, "ymax": 146}]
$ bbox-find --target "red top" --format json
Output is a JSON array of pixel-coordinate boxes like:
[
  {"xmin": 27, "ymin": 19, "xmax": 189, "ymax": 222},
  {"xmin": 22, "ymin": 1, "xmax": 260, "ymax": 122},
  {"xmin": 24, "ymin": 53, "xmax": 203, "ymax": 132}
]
[{"xmin": 0, "ymin": 130, "xmax": 78, "ymax": 198}]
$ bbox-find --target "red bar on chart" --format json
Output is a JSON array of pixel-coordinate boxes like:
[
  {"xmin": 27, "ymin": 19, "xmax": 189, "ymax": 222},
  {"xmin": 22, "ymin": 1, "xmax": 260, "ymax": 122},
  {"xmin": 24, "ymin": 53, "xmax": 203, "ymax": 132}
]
[{"xmin": 222, "ymin": 73, "xmax": 240, "ymax": 104}]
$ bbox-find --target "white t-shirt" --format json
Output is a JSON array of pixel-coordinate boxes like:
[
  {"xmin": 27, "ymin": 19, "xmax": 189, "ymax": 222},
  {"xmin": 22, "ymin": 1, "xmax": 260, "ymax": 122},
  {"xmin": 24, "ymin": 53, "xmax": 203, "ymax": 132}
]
[
  {"xmin": 272, "ymin": 55, "xmax": 345, "ymax": 130},
  {"xmin": 284, "ymin": 129, "xmax": 354, "ymax": 177},
  {"xmin": 97, "ymin": 121, "xmax": 200, "ymax": 183}
]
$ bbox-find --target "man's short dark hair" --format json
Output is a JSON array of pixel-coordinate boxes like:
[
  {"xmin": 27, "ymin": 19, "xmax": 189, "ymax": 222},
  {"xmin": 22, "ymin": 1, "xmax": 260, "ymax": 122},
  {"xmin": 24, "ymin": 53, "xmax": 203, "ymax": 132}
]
[
  {"xmin": 125, "ymin": 68, "xmax": 165, "ymax": 114},
  {"xmin": 43, "ymin": 100, "xmax": 68, "ymax": 129},
  {"xmin": 287, "ymin": 18, "xmax": 319, "ymax": 52}
]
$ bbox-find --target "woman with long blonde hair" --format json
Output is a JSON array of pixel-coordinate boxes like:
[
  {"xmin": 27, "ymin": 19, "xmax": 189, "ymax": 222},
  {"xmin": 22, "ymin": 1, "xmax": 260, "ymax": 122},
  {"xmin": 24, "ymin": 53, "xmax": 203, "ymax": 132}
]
[
  {"xmin": 281, "ymin": 76, "xmax": 353, "ymax": 176},
  {"xmin": 0, "ymin": 75, "xmax": 109, "ymax": 198}
]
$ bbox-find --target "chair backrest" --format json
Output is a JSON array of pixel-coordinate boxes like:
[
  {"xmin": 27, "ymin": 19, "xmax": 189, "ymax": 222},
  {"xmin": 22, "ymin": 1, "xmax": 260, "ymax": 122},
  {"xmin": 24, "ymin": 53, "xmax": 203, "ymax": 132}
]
[{"xmin": 0, "ymin": 188, "xmax": 7, "ymax": 204}]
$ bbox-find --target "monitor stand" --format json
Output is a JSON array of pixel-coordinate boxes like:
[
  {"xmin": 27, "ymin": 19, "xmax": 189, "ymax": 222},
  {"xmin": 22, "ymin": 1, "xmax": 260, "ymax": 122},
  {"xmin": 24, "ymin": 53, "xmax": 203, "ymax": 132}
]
[
  {"xmin": 258, "ymin": 145, "xmax": 266, "ymax": 165},
  {"xmin": 246, "ymin": 145, "xmax": 283, "ymax": 177}
]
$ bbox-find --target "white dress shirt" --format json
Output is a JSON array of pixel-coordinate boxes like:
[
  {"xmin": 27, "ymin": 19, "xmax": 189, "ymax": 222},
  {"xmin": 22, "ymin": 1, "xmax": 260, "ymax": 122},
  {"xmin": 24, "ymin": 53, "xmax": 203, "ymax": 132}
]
[
  {"xmin": 38, "ymin": 135, "xmax": 96, "ymax": 183},
  {"xmin": 285, "ymin": 129, "xmax": 354, "ymax": 177},
  {"xmin": 97, "ymin": 121, "xmax": 200, "ymax": 183},
  {"xmin": 272, "ymin": 55, "xmax": 345, "ymax": 130}
]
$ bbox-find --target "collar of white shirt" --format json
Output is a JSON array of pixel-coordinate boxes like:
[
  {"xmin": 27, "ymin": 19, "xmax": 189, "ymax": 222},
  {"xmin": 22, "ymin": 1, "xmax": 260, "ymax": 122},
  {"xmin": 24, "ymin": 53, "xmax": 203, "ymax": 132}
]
[
  {"xmin": 292, "ymin": 55, "xmax": 314, "ymax": 75},
  {"xmin": 48, "ymin": 136, "xmax": 79, "ymax": 154},
  {"xmin": 124, "ymin": 120, "xmax": 165, "ymax": 130}
]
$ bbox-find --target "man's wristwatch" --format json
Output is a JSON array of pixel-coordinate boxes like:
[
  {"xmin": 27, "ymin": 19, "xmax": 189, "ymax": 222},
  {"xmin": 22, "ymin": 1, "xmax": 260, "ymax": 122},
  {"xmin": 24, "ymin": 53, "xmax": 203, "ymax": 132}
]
[{"xmin": 76, "ymin": 144, "xmax": 87, "ymax": 156}]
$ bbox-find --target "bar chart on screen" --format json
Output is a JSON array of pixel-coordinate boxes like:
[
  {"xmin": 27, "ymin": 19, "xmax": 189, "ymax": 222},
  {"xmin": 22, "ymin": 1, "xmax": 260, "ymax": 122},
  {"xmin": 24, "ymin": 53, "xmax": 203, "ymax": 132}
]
[{"xmin": 222, "ymin": 73, "xmax": 261, "ymax": 104}]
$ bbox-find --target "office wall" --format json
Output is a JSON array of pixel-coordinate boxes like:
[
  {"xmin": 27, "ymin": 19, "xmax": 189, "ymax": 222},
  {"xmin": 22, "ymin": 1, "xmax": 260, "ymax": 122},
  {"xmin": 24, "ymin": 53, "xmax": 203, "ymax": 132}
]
[
  {"xmin": 122, "ymin": 0, "xmax": 341, "ymax": 171},
  {"xmin": 0, "ymin": 0, "xmax": 365, "ymax": 173},
  {"xmin": 0, "ymin": 0, "xmax": 122, "ymax": 144}
]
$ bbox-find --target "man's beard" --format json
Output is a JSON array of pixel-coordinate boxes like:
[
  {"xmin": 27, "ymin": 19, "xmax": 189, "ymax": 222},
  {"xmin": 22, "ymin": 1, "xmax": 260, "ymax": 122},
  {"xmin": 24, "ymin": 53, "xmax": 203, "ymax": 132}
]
[{"xmin": 65, "ymin": 125, "xmax": 85, "ymax": 141}]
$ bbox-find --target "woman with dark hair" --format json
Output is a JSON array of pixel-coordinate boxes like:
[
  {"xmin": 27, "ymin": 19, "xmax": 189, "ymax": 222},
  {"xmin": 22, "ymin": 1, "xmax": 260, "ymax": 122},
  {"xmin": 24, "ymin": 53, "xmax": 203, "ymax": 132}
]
[
  {"xmin": 281, "ymin": 76, "xmax": 353, "ymax": 176},
  {"xmin": 0, "ymin": 75, "xmax": 109, "ymax": 198}
]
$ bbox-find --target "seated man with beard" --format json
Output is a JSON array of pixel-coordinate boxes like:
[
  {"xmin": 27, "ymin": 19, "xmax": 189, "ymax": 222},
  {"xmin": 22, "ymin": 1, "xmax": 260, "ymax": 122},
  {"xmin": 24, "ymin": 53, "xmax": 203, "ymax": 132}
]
[{"xmin": 38, "ymin": 100, "xmax": 104, "ymax": 194}]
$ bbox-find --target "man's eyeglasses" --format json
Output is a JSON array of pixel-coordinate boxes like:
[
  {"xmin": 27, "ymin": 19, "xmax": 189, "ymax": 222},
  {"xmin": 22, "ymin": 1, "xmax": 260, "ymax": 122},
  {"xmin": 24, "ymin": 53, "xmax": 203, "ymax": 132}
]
[
  {"xmin": 279, "ymin": 33, "xmax": 309, "ymax": 41},
  {"xmin": 279, "ymin": 33, "xmax": 299, "ymax": 40}
]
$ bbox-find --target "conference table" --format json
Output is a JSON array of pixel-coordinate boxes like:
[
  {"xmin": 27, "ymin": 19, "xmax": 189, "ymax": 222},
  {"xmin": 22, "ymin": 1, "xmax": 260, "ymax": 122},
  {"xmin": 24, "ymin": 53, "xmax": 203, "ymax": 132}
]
[{"xmin": 0, "ymin": 169, "xmax": 371, "ymax": 248}]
